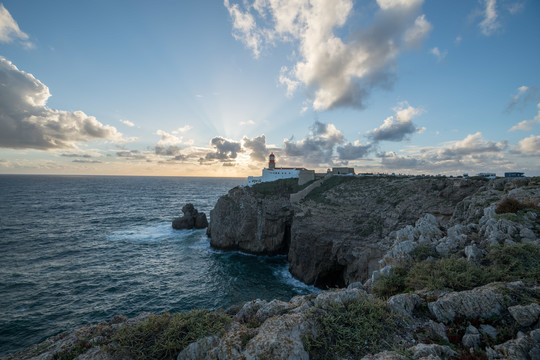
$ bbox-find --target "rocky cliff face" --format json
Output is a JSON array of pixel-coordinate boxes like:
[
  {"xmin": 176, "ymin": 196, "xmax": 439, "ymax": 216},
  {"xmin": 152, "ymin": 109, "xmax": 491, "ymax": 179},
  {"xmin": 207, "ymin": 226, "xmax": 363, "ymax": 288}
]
[
  {"xmin": 208, "ymin": 176, "xmax": 488, "ymax": 288},
  {"xmin": 207, "ymin": 186, "xmax": 293, "ymax": 255}
]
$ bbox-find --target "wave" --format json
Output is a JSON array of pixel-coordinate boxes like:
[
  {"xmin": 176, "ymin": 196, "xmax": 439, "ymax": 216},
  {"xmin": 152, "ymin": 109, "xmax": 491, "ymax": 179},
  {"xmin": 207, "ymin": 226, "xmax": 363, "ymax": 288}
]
[{"xmin": 106, "ymin": 222, "xmax": 197, "ymax": 243}]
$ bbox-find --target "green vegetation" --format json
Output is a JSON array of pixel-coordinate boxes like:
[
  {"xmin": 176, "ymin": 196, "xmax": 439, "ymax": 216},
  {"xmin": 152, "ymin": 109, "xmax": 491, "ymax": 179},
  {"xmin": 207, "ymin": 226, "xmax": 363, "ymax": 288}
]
[
  {"xmin": 303, "ymin": 298, "xmax": 400, "ymax": 360},
  {"xmin": 304, "ymin": 176, "xmax": 357, "ymax": 203},
  {"xmin": 111, "ymin": 310, "xmax": 231, "ymax": 360},
  {"xmin": 52, "ymin": 337, "xmax": 94, "ymax": 360},
  {"xmin": 372, "ymin": 243, "xmax": 540, "ymax": 297},
  {"xmin": 251, "ymin": 178, "xmax": 313, "ymax": 196},
  {"xmin": 409, "ymin": 244, "xmax": 439, "ymax": 262}
]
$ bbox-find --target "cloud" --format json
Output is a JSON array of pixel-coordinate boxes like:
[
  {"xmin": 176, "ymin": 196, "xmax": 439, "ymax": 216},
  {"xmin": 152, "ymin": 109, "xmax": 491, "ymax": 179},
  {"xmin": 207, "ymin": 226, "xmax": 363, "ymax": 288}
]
[
  {"xmin": 336, "ymin": 141, "xmax": 372, "ymax": 160},
  {"xmin": 479, "ymin": 0, "xmax": 500, "ymax": 36},
  {"xmin": 204, "ymin": 136, "xmax": 242, "ymax": 161},
  {"xmin": 515, "ymin": 135, "xmax": 540, "ymax": 155},
  {"xmin": 154, "ymin": 129, "xmax": 193, "ymax": 156},
  {"xmin": 508, "ymin": 103, "xmax": 540, "ymax": 132},
  {"xmin": 61, "ymin": 153, "xmax": 92, "ymax": 158},
  {"xmin": 508, "ymin": 2, "xmax": 524, "ymax": 14},
  {"xmin": 0, "ymin": 4, "xmax": 33, "ymax": 48},
  {"xmin": 72, "ymin": 159, "xmax": 102, "ymax": 164},
  {"xmin": 239, "ymin": 120, "xmax": 256, "ymax": 126},
  {"xmin": 368, "ymin": 103, "xmax": 423, "ymax": 142},
  {"xmin": 0, "ymin": 57, "xmax": 127, "ymax": 150},
  {"xmin": 243, "ymin": 135, "xmax": 268, "ymax": 162},
  {"xmin": 506, "ymin": 86, "xmax": 539, "ymax": 112},
  {"xmin": 430, "ymin": 47, "xmax": 447, "ymax": 62},
  {"xmin": 116, "ymin": 150, "xmax": 146, "ymax": 159},
  {"xmin": 120, "ymin": 119, "xmax": 135, "ymax": 127},
  {"xmin": 225, "ymin": 0, "xmax": 431, "ymax": 111},
  {"xmin": 283, "ymin": 121, "xmax": 345, "ymax": 165},
  {"xmin": 378, "ymin": 132, "xmax": 508, "ymax": 172}
]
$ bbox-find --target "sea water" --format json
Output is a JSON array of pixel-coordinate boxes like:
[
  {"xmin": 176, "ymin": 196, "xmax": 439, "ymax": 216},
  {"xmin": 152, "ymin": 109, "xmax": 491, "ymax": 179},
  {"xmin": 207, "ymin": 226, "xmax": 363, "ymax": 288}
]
[{"xmin": 0, "ymin": 175, "xmax": 315, "ymax": 357}]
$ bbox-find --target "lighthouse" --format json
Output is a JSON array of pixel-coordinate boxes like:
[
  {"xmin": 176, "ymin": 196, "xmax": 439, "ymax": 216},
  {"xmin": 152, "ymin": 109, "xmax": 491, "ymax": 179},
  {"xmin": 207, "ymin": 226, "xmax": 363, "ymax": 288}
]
[{"xmin": 268, "ymin": 153, "xmax": 275, "ymax": 170}]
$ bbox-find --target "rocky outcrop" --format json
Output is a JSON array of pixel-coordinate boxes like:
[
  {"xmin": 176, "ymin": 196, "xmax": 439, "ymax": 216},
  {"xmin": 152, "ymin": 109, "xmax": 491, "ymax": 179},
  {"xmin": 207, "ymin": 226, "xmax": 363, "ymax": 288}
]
[
  {"xmin": 172, "ymin": 203, "xmax": 208, "ymax": 230},
  {"xmin": 206, "ymin": 186, "xmax": 293, "ymax": 255},
  {"xmin": 208, "ymin": 176, "xmax": 488, "ymax": 287}
]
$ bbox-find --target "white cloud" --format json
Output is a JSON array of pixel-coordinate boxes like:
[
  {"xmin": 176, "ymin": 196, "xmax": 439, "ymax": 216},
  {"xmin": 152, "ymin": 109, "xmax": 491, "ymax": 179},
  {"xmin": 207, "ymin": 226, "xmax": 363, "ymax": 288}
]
[
  {"xmin": 455, "ymin": 36, "xmax": 462, "ymax": 45},
  {"xmin": 509, "ymin": 103, "xmax": 540, "ymax": 132},
  {"xmin": 506, "ymin": 85, "xmax": 539, "ymax": 112},
  {"xmin": 479, "ymin": 0, "xmax": 500, "ymax": 36},
  {"xmin": 516, "ymin": 135, "xmax": 540, "ymax": 155},
  {"xmin": 239, "ymin": 120, "xmax": 256, "ymax": 126},
  {"xmin": 155, "ymin": 129, "xmax": 193, "ymax": 156},
  {"xmin": 120, "ymin": 119, "xmax": 135, "ymax": 127},
  {"xmin": 0, "ymin": 4, "xmax": 32, "ymax": 48},
  {"xmin": 430, "ymin": 47, "xmax": 447, "ymax": 62},
  {"xmin": 225, "ymin": 0, "xmax": 431, "ymax": 111},
  {"xmin": 0, "ymin": 57, "xmax": 127, "ymax": 150},
  {"xmin": 173, "ymin": 125, "xmax": 192, "ymax": 134},
  {"xmin": 368, "ymin": 103, "xmax": 424, "ymax": 142}
]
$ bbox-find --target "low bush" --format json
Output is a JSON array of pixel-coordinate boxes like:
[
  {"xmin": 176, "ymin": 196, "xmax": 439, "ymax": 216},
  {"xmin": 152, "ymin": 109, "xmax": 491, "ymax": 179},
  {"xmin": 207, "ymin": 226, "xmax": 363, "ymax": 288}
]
[
  {"xmin": 111, "ymin": 310, "xmax": 231, "ymax": 360},
  {"xmin": 495, "ymin": 198, "xmax": 540, "ymax": 214},
  {"xmin": 372, "ymin": 266, "xmax": 408, "ymax": 298},
  {"xmin": 484, "ymin": 243, "xmax": 540, "ymax": 284},
  {"xmin": 303, "ymin": 298, "xmax": 400, "ymax": 360}
]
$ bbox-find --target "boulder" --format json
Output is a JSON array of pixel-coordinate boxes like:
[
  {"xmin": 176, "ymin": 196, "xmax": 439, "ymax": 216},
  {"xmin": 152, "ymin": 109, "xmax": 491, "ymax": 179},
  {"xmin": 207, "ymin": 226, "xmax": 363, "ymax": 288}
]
[
  {"xmin": 462, "ymin": 325, "xmax": 481, "ymax": 349},
  {"xmin": 508, "ymin": 303, "xmax": 540, "ymax": 327},
  {"xmin": 387, "ymin": 293, "xmax": 423, "ymax": 318},
  {"xmin": 428, "ymin": 283, "xmax": 506, "ymax": 322},
  {"xmin": 176, "ymin": 335, "xmax": 220, "ymax": 360},
  {"xmin": 172, "ymin": 204, "xmax": 208, "ymax": 230},
  {"xmin": 407, "ymin": 344, "xmax": 458, "ymax": 359}
]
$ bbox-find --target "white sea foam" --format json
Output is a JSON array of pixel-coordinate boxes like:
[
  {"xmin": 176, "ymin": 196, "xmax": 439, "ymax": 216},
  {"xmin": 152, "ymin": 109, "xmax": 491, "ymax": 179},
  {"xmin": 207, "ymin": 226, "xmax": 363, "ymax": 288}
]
[{"xmin": 107, "ymin": 222, "xmax": 192, "ymax": 243}]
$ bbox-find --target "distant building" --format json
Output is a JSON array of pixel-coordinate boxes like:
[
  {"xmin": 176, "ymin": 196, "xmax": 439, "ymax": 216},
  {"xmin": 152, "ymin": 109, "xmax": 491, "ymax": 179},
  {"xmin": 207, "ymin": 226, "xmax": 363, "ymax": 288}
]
[
  {"xmin": 331, "ymin": 167, "xmax": 355, "ymax": 175},
  {"xmin": 247, "ymin": 153, "xmax": 312, "ymax": 186},
  {"xmin": 505, "ymin": 172, "xmax": 525, "ymax": 178},
  {"xmin": 477, "ymin": 172, "xmax": 496, "ymax": 179}
]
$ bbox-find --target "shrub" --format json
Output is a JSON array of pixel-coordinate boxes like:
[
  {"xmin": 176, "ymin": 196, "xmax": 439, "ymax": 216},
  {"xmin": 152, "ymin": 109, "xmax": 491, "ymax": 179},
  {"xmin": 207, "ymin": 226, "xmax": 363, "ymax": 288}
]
[
  {"xmin": 484, "ymin": 243, "xmax": 540, "ymax": 285},
  {"xmin": 303, "ymin": 297, "xmax": 400, "ymax": 360},
  {"xmin": 372, "ymin": 266, "xmax": 408, "ymax": 298},
  {"xmin": 406, "ymin": 257, "xmax": 489, "ymax": 291},
  {"xmin": 409, "ymin": 244, "xmax": 439, "ymax": 262},
  {"xmin": 495, "ymin": 198, "xmax": 540, "ymax": 214},
  {"xmin": 111, "ymin": 310, "xmax": 231, "ymax": 360},
  {"xmin": 304, "ymin": 176, "xmax": 357, "ymax": 203}
]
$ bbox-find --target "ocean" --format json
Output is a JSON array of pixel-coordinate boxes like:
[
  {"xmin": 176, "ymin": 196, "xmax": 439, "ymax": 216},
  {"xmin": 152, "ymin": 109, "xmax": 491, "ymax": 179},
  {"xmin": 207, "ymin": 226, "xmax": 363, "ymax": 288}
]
[{"xmin": 0, "ymin": 175, "xmax": 315, "ymax": 357}]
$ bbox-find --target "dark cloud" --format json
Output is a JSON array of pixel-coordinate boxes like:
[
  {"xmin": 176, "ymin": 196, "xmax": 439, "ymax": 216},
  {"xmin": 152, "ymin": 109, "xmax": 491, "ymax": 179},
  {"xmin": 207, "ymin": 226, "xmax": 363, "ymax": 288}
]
[
  {"xmin": 72, "ymin": 159, "xmax": 102, "ymax": 163},
  {"xmin": 205, "ymin": 136, "xmax": 242, "ymax": 161},
  {"xmin": 367, "ymin": 105, "xmax": 423, "ymax": 142},
  {"xmin": 0, "ymin": 57, "xmax": 125, "ymax": 150},
  {"xmin": 336, "ymin": 142, "xmax": 372, "ymax": 160},
  {"xmin": 283, "ymin": 121, "xmax": 345, "ymax": 166},
  {"xmin": 505, "ymin": 86, "xmax": 539, "ymax": 112},
  {"xmin": 243, "ymin": 135, "xmax": 268, "ymax": 162},
  {"xmin": 155, "ymin": 144, "xmax": 181, "ymax": 156},
  {"xmin": 61, "ymin": 153, "xmax": 92, "ymax": 158},
  {"xmin": 116, "ymin": 150, "xmax": 146, "ymax": 160}
]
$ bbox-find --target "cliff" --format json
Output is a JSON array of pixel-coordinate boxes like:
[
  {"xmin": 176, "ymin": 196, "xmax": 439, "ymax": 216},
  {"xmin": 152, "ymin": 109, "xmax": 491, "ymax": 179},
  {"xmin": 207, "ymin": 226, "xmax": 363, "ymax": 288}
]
[
  {"xmin": 7, "ymin": 176, "xmax": 540, "ymax": 360},
  {"xmin": 208, "ymin": 176, "xmax": 489, "ymax": 288}
]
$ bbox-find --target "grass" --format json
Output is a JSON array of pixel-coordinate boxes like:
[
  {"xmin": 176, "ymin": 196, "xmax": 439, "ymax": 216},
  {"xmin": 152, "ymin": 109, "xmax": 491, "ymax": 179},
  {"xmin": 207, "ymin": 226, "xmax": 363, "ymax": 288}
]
[
  {"xmin": 304, "ymin": 176, "xmax": 357, "ymax": 203},
  {"xmin": 372, "ymin": 243, "xmax": 540, "ymax": 297},
  {"xmin": 303, "ymin": 297, "xmax": 400, "ymax": 360},
  {"xmin": 111, "ymin": 310, "xmax": 231, "ymax": 360},
  {"xmin": 251, "ymin": 178, "xmax": 313, "ymax": 197},
  {"xmin": 495, "ymin": 198, "xmax": 540, "ymax": 214}
]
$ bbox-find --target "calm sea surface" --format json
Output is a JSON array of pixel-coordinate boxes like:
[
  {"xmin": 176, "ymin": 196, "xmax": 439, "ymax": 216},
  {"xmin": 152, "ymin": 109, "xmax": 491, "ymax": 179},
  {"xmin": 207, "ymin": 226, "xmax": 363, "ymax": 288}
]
[{"xmin": 0, "ymin": 175, "xmax": 315, "ymax": 357}]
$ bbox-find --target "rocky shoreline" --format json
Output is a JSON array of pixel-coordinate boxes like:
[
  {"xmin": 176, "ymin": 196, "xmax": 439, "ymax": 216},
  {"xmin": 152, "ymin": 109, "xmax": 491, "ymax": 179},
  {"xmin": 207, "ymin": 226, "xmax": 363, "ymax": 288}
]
[{"xmin": 5, "ymin": 176, "xmax": 540, "ymax": 359}]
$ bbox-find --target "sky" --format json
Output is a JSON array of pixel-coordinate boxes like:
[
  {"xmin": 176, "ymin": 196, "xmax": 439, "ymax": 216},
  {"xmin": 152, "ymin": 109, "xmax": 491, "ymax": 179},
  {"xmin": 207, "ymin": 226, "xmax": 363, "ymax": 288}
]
[{"xmin": 0, "ymin": 0, "xmax": 539, "ymax": 177}]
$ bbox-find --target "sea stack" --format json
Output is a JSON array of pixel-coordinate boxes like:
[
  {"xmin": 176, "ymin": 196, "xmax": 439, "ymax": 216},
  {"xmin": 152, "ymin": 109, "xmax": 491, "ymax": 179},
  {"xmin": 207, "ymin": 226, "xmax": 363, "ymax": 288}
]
[{"xmin": 172, "ymin": 203, "xmax": 208, "ymax": 230}]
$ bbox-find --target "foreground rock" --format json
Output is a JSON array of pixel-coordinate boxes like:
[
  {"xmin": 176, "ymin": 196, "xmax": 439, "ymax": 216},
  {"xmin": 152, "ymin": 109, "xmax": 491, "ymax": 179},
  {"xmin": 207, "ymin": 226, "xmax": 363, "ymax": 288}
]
[
  {"xmin": 8, "ymin": 281, "xmax": 540, "ymax": 360},
  {"xmin": 172, "ymin": 203, "xmax": 208, "ymax": 230}
]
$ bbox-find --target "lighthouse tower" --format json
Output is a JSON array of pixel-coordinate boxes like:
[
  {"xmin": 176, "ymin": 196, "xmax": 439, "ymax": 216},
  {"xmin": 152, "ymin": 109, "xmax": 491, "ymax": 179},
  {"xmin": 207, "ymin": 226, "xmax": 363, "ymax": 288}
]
[{"xmin": 268, "ymin": 153, "xmax": 275, "ymax": 170}]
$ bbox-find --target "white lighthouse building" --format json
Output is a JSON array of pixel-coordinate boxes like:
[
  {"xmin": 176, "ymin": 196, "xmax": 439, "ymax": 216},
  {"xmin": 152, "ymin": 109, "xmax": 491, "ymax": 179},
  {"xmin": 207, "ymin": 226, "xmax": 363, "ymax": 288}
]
[{"xmin": 247, "ymin": 153, "xmax": 307, "ymax": 186}]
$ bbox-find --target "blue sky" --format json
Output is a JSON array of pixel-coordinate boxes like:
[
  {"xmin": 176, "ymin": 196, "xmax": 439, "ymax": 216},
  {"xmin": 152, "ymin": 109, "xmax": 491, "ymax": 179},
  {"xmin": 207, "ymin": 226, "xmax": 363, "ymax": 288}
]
[{"xmin": 0, "ymin": 0, "xmax": 539, "ymax": 176}]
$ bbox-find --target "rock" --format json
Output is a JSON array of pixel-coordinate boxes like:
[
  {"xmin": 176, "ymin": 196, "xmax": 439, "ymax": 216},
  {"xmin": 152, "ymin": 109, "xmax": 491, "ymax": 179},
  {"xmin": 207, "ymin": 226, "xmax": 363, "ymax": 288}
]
[
  {"xmin": 462, "ymin": 325, "xmax": 481, "ymax": 349},
  {"xmin": 464, "ymin": 244, "xmax": 483, "ymax": 262},
  {"xmin": 387, "ymin": 293, "xmax": 423, "ymax": 318},
  {"xmin": 210, "ymin": 322, "xmax": 257, "ymax": 360},
  {"xmin": 234, "ymin": 299, "xmax": 268, "ymax": 323},
  {"xmin": 172, "ymin": 203, "xmax": 208, "ymax": 230},
  {"xmin": 177, "ymin": 335, "xmax": 220, "ymax": 360},
  {"xmin": 243, "ymin": 313, "xmax": 311, "ymax": 360},
  {"xmin": 361, "ymin": 351, "xmax": 408, "ymax": 359},
  {"xmin": 428, "ymin": 283, "xmax": 506, "ymax": 322},
  {"xmin": 408, "ymin": 344, "xmax": 458, "ymax": 359},
  {"xmin": 347, "ymin": 281, "xmax": 365, "ymax": 290},
  {"xmin": 256, "ymin": 299, "xmax": 294, "ymax": 322},
  {"xmin": 508, "ymin": 303, "xmax": 540, "ymax": 327},
  {"xmin": 488, "ymin": 328, "xmax": 539, "ymax": 359},
  {"xmin": 426, "ymin": 320, "xmax": 448, "ymax": 343},
  {"xmin": 314, "ymin": 288, "xmax": 366, "ymax": 310},
  {"xmin": 76, "ymin": 347, "xmax": 115, "ymax": 360},
  {"xmin": 479, "ymin": 324, "xmax": 498, "ymax": 340}
]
